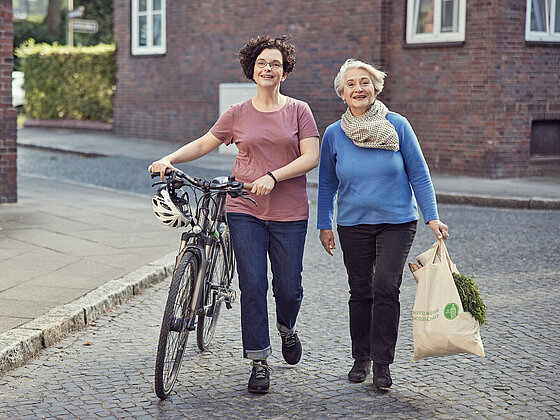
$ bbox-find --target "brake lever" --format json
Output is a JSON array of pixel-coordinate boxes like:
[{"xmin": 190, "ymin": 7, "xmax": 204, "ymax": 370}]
[
  {"xmin": 241, "ymin": 194, "xmax": 257, "ymax": 206},
  {"xmin": 152, "ymin": 181, "xmax": 166, "ymax": 187}
]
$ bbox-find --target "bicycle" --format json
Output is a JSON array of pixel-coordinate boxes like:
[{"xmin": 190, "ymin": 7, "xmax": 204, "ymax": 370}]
[{"xmin": 150, "ymin": 169, "xmax": 255, "ymax": 400}]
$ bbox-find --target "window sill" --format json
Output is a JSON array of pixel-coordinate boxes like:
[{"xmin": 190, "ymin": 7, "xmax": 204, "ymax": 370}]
[
  {"xmin": 530, "ymin": 155, "xmax": 560, "ymax": 163},
  {"xmin": 525, "ymin": 40, "xmax": 560, "ymax": 47},
  {"xmin": 403, "ymin": 41, "xmax": 465, "ymax": 49},
  {"xmin": 131, "ymin": 51, "xmax": 167, "ymax": 57}
]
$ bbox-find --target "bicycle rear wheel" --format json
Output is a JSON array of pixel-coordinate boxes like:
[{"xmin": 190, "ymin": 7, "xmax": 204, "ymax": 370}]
[
  {"xmin": 155, "ymin": 250, "xmax": 199, "ymax": 400},
  {"xmin": 196, "ymin": 237, "xmax": 229, "ymax": 351}
]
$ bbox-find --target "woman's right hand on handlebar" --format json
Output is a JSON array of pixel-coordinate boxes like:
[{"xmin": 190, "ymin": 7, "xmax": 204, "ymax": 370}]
[{"xmin": 149, "ymin": 159, "xmax": 179, "ymax": 180}]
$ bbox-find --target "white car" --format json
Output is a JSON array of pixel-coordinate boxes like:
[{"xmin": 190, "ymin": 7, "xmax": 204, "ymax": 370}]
[{"xmin": 12, "ymin": 71, "xmax": 25, "ymax": 108}]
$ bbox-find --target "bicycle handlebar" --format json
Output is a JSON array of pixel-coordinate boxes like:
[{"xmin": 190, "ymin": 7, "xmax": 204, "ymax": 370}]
[
  {"xmin": 150, "ymin": 170, "xmax": 252, "ymax": 191},
  {"xmin": 150, "ymin": 169, "xmax": 256, "ymax": 206}
]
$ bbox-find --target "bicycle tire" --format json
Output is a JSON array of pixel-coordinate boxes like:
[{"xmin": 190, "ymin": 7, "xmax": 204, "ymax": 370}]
[
  {"xmin": 223, "ymin": 226, "xmax": 235, "ymax": 282},
  {"xmin": 155, "ymin": 250, "xmax": 199, "ymax": 400},
  {"xmin": 196, "ymin": 235, "xmax": 229, "ymax": 351}
]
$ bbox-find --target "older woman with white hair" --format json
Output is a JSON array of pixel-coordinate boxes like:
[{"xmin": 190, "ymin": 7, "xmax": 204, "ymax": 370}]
[{"xmin": 317, "ymin": 59, "xmax": 449, "ymax": 389}]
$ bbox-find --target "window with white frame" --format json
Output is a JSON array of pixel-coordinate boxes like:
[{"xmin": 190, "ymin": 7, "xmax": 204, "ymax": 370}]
[
  {"xmin": 131, "ymin": 0, "xmax": 166, "ymax": 55},
  {"xmin": 526, "ymin": 0, "xmax": 560, "ymax": 42},
  {"xmin": 406, "ymin": 0, "xmax": 467, "ymax": 44}
]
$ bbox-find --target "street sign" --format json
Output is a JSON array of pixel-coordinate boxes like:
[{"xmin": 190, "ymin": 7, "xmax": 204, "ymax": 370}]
[
  {"xmin": 71, "ymin": 19, "xmax": 99, "ymax": 34},
  {"xmin": 68, "ymin": 6, "xmax": 85, "ymax": 19}
]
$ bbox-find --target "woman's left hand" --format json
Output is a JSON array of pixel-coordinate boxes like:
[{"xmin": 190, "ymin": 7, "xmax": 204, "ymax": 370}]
[
  {"xmin": 251, "ymin": 173, "xmax": 276, "ymax": 196},
  {"xmin": 428, "ymin": 219, "xmax": 449, "ymax": 240}
]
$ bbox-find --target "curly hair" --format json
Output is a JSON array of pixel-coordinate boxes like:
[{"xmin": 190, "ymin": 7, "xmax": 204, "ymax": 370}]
[{"xmin": 238, "ymin": 35, "xmax": 296, "ymax": 81}]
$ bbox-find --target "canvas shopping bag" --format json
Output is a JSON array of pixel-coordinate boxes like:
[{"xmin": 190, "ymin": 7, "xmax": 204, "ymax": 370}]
[{"xmin": 410, "ymin": 240, "xmax": 485, "ymax": 362}]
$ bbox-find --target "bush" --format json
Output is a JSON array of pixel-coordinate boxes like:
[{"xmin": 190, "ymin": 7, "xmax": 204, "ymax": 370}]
[
  {"xmin": 15, "ymin": 41, "xmax": 116, "ymax": 122},
  {"xmin": 13, "ymin": 19, "xmax": 63, "ymax": 71},
  {"xmin": 14, "ymin": 19, "xmax": 62, "ymax": 48}
]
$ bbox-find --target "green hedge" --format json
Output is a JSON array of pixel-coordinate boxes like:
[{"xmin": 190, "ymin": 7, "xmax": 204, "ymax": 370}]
[{"xmin": 15, "ymin": 41, "xmax": 116, "ymax": 122}]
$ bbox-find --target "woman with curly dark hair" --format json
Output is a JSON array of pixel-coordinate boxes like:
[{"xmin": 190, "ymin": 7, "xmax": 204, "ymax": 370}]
[{"xmin": 150, "ymin": 35, "xmax": 319, "ymax": 394}]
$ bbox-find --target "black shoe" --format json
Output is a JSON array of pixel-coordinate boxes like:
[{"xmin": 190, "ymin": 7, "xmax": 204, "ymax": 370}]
[
  {"xmin": 279, "ymin": 331, "xmax": 302, "ymax": 365},
  {"xmin": 248, "ymin": 360, "xmax": 270, "ymax": 394},
  {"xmin": 348, "ymin": 359, "xmax": 372, "ymax": 383},
  {"xmin": 373, "ymin": 363, "xmax": 392, "ymax": 389}
]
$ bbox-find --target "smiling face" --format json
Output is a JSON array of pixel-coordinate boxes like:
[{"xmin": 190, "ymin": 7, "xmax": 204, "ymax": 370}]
[
  {"xmin": 253, "ymin": 48, "xmax": 285, "ymax": 87},
  {"xmin": 341, "ymin": 68, "xmax": 377, "ymax": 116}
]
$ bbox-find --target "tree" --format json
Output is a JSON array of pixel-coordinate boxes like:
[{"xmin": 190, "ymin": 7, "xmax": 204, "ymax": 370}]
[{"xmin": 45, "ymin": 0, "xmax": 61, "ymax": 39}]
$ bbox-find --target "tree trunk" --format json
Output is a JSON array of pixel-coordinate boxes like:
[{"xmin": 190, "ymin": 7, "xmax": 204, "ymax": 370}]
[{"xmin": 45, "ymin": 0, "xmax": 61, "ymax": 39}]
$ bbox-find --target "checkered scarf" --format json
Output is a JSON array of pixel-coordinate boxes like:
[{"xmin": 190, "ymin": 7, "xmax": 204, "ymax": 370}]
[{"xmin": 340, "ymin": 100, "xmax": 399, "ymax": 151}]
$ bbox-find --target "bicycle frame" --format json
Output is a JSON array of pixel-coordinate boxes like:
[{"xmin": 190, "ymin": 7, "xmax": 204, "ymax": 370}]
[{"xmin": 172, "ymin": 181, "xmax": 232, "ymax": 330}]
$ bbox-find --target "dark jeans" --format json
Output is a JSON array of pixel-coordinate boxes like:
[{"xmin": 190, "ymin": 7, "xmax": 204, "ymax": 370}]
[
  {"xmin": 337, "ymin": 221, "xmax": 417, "ymax": 365},
  {"xmin": 227, "ymin": 213, "xmax": 307, "ymax": 360}
]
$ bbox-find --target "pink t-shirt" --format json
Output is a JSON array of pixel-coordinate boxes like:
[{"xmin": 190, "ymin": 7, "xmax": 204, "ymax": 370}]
[{"xmin": 210, "ymin": 97, "xmax": 319, "ymax": 221}]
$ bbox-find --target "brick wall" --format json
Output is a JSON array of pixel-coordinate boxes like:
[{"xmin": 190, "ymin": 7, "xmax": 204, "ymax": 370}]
[
  {"xmin": 113, "ymin": 0, "xmax": 560, "ymax": 178},
  {"xmin": 0, "ymin": 3, "xmax": 17, "ymax": 203},
  {"xmin": 113, "ymin": 0, "xmax": 384, "ymax": 141},
  {"xmin": 383, "ymin": 0, "xmax": 560, "ymax": 177}
]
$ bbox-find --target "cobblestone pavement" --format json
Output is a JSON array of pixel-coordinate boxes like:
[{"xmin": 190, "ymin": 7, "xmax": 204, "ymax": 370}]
[{"xmin": 0, "ymin": 194, "xmax": 559, "ymax": 419}]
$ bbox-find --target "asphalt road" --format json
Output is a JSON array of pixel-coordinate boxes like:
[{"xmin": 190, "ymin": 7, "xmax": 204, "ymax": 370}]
[
  {"xmin": 2, "ymin": 147, "xmax": 558, "ymax": 419},
  {"xmin": 17, "ymin": 146, "xmax": 229, "ymax": 197}
]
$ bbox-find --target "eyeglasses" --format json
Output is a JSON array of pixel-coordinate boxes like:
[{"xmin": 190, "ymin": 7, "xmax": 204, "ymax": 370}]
[{"xmin": 255, "ymin": 60, "xmax": 283, "ymax": 71}]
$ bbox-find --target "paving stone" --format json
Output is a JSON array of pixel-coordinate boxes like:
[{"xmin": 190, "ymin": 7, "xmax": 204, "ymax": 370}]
[{"xmin": 0, "ymin": 201, "xmax": 559, "ymax": 418}]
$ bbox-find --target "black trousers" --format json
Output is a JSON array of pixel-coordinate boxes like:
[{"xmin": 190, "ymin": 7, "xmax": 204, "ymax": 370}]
[{"xmin": 337, "ymin": 221, "xmax": 417, "ymax": 365}]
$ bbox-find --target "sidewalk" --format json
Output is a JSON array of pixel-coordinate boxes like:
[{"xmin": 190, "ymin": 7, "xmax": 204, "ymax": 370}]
[
  {"xmin": 17, "ymin": 127, "xmax": 560, "ymax": 209},
  {"xmin": 1, "ymin": 127, "xmax": 559, "ymax": 374}
]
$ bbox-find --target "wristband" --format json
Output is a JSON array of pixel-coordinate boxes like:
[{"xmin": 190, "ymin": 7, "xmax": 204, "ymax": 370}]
[{"xmin": 266, "ymin": 171, "xmax": 278, "ymax": 184}]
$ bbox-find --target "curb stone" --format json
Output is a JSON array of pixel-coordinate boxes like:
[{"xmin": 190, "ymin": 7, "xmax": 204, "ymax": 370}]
[
  {"xmin": 0, "ymin": 252, "xmax": 176, "ymax": 375},
  {"xmin": 436, "ymin": 193, "xmax": 560, "ymax": 210},
  {"xmin": 0, "ymin": 329, "xmax": 43, "ymax": 375},
  {"xmin": 308, "ymin": 182, "xmax": 560, "ymax": 210},
  {"xmin": 23, "ymin": 119, "xmax": 113, "ymax": 131}
]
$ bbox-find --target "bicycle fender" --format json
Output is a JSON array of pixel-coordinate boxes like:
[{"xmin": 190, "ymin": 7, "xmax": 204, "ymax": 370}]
[{"xmin": 183, "ymin": 245, "xmax": 208, "ymax": 319}]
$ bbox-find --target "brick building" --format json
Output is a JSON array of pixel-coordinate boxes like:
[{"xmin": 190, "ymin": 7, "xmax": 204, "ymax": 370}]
[
  {"xmin": 0, "ymin": 3, "xmax": 17, "ymax": 203},
  {"xmin": 113, "ymin": 0, "xmax": 560, "ymax": 178}
]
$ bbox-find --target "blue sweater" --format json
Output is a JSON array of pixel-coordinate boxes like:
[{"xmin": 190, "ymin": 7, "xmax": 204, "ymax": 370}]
[{"xmin": 317, "ymin": 112, "xmax": 439, "ymax": 230}]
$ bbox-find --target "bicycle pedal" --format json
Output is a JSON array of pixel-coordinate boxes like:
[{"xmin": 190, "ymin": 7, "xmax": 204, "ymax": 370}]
[
  {"xmin": 228, "ymin": 289, "xmax": 237, "ymax": 305},
  {"xmin": 225, "ymin": 290, "xmax": 236, "ymax": 309}
]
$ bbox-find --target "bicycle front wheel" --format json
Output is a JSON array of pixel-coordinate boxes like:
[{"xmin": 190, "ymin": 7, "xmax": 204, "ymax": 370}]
[
  {"xmin": 155, "ymin": 250, "xmax": 199, "ymax": 400},
  {"xmin": 196, "ymin": 237, "xmax": 229, "ymax": 351},
  {"xmin": 223, "ymin": 226, "xmax": 235, "ymax": 281}
]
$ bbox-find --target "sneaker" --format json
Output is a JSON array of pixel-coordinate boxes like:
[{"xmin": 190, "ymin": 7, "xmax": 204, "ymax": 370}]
[
  {"xmin": 348, "ymin": 359, "xmax": 372, "ymax": 383},
  {"xmin": 279, "ymin": 331, "xmax": 302, "ymax": 365},
  {"xmin": 248, "ymin": 359, "xmax": 270, "ymax": 394},
  {"xmin": 373, "ymin": 363, "xmax": 392, "ymax": 389}
]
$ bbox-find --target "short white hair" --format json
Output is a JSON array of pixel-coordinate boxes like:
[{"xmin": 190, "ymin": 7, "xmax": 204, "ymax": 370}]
[{"xmin": 333, "ymin": 59, "xmax": 387, "ymax": 98}]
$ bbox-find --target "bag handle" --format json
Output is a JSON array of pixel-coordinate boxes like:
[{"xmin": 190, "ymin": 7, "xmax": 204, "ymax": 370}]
[{"xmin": 429, "ymin": 239, "xmax": 454, "ymax": 270}]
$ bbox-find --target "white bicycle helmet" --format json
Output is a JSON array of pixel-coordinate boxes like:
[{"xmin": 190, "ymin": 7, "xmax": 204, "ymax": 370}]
[{"xmin": 152, "ymin": 187, "xmax": 191, "ymax": 228}]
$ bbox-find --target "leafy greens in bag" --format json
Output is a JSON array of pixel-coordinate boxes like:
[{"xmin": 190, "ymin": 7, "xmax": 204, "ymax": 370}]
[{"xmin": 452, "ymin": 273, "xmax": 487, "ymax": 325}]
